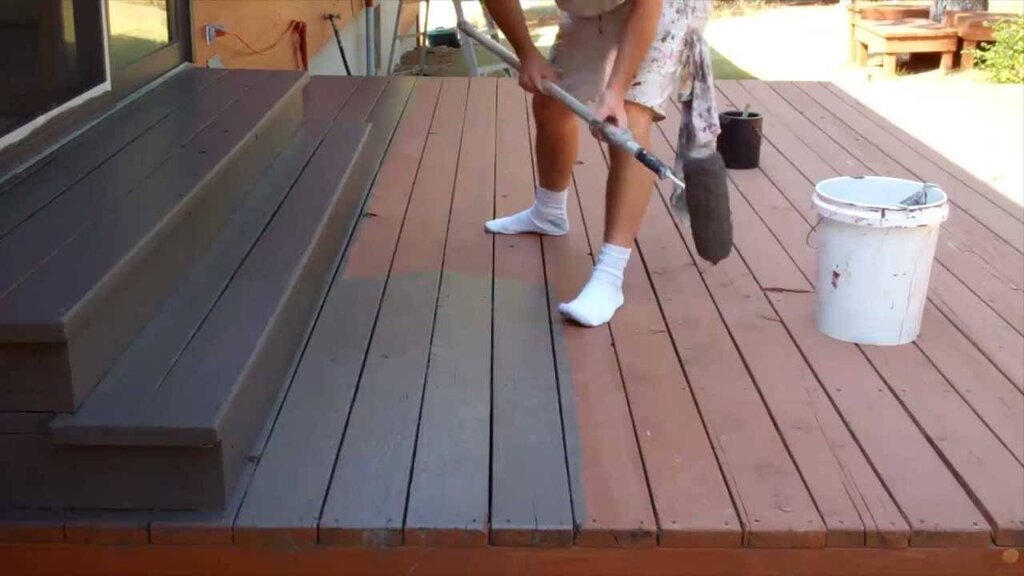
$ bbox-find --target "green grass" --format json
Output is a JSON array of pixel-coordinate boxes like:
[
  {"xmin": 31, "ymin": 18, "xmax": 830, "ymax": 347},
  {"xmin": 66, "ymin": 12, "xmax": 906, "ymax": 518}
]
[{"xmin": 710, "ymin": 46, "xmax": 757, "ymax": 80}]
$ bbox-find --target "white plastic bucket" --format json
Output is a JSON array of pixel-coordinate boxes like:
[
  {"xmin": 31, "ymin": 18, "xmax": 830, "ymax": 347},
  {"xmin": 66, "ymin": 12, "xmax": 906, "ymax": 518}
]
[{"xmin": 812, "ymin": 176, "xmax": 949, "ymax": 346}]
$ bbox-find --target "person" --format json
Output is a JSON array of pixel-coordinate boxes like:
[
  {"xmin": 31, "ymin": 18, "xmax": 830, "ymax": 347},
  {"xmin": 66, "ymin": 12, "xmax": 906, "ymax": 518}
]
[{"xmin": 482, "ymin": 0, "xmax": 720, "ymax": 327}]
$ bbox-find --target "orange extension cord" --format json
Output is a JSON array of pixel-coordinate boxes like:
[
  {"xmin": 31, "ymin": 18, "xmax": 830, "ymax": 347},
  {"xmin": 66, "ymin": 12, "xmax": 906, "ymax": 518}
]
[{"xmin": 215, "ymin": 20, "xmax": 309, "ymax": 70}]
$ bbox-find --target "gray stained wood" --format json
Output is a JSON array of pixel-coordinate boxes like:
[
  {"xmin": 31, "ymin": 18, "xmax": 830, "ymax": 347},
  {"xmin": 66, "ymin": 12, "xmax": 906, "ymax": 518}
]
[
  {"xmin": 51, "ymin": 77, "xmax": 365, "ymax": 443},
  {"xmin": 72, "ymin": 122, "xmax": 369, "ymax": 445},
  {"xmin": 318, "ymin": 77, "xmax": 469, "ymax": 547},
  {"xmin": 487, "ymin": 80, "xmax": 574, "ymax": 548},
  {"xmin": 0, "ymin": 70, "xmax": 251, "ymax": 303},
  {"xmin": 404, "ymin": 77, "xmax": 495, "ymax": 547},
  {"xmin": 0, "ymin": 71, "xmax": 307, "ymax": 412},
  {"xmin": 233, "ymin": 77, "xmax": 430, "ymax": 547},
  {"xmin": 0, "ymin": 68, "xmax": 227, "ymax": 237}
]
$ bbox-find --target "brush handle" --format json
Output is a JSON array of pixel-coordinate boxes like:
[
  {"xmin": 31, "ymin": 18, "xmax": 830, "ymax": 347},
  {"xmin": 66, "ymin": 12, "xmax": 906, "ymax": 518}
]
[{"xmin": 458, "ymin": 20, "xmax": 678, "ymax": 183}]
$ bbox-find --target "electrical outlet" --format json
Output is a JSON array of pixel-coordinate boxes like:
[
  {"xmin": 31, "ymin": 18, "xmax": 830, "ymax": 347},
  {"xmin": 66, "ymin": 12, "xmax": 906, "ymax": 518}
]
[{"xmin": 205, "ymin": 24, "xmax": 225, "ymax": 45}]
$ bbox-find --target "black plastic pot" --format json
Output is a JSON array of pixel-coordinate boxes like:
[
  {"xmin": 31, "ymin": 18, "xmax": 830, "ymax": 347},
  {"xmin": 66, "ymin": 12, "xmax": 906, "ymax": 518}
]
[{"xmin": 717, "ymin": 110, "xmax": 763, "ymax": 169}]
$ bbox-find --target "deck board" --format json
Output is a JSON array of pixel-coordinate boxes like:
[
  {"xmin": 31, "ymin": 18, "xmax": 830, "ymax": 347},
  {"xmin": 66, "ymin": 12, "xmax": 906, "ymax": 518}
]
[
  {"xmin": 573, "ymin": 131, "xmax": 749, "ymax": 547},
  {"xmin": 404, "ymin": 77, "xmax": 495, "ymax": 547},
  {"xmin": 0, "ymin": 70, "xmax": 249, "ymax": 302},
  {"xmin": 821, "ymin": 82, "xmax": 1024, "ymax": 231},
  {"xmin": 650, "ymin": 110, "xmax": 910, "ymax": 548},
  {"xmin": 318, "ymin": 78, "xmax": 469, "ymax": 547},
  {"xmin": 233, "ymin": 78, "xmax": 430, "ymax": 547},
  {"xmin": 538, "ymin": 139, "xmax": 657, "ymax": 546},
  {"xmin": 3, "ymin": 78, "xmax": 1023, "ymax": 567},
  {"xmin": 0, "ymin": 68, "xmax": 228, "ymax": 238},
  {"xmin": 717, "ymin": 81, "xmax": 1024, "ymax": 391},
  {"xmin": 489, "ymin": 82, "xmax": 574, "ymax": 547}
]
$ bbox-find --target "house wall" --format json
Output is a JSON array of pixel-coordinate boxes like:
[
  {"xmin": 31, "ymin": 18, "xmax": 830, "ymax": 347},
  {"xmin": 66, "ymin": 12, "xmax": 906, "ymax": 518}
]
[{"xmin": 191, "ymin": 0, "xmax": 420, "ymax": 74}]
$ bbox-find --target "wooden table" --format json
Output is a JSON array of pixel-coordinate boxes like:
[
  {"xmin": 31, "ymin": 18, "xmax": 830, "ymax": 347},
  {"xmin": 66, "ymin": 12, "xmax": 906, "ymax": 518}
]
[{"xmin": 854, "ymin": 18, "xmax": 959, "ymax": 75}]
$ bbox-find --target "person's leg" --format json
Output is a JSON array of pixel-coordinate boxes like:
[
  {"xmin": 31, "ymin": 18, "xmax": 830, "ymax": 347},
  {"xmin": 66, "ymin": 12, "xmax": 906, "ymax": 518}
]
[
  {"xmin": 485, "ymin": 94, "xmax": 577, "ymax": 235},
  {"xmin": 558, "ymin": 102, "xmax": 654, "ymax": 327},
  {"xmin": 534, "ymin": 94, "xmax": 579, "ymax": 192},
  {"xmin": 604, "ymin": 102, "xmax": 655, "ymax": 247}
]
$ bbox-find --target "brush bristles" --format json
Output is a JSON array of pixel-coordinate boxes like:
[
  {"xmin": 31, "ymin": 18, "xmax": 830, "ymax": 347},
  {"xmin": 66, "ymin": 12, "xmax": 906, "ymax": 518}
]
[{"xmin": 681, "ymin": 152, "xmax": 733, "ymax": 264}]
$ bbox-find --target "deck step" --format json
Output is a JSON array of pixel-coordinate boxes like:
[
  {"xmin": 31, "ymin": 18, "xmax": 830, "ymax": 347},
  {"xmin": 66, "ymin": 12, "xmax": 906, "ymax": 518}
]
[
  {"xmin": 30, "ymin": 115, "xmax": 371, "ymax": 510},
  {"xmin": 0, "ymin": 70, "xmax": 308, "ymax": 412}
]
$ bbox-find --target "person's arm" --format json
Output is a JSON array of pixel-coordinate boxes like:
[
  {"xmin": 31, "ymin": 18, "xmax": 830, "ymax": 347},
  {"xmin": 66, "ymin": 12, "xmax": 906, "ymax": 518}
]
[
  {"xmin": 594, "ymin": 0, "xmax": 662, "ymax": 128},
  {"xmin": 481, "ymin": 0, "xmax": 557, "ymax": 94}
]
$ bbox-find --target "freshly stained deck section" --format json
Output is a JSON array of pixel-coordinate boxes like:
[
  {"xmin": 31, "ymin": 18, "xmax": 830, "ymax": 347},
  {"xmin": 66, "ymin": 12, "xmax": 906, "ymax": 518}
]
[{"xmin": 2, "ymin": 77, "xmax": 1022, "ymax": 573}]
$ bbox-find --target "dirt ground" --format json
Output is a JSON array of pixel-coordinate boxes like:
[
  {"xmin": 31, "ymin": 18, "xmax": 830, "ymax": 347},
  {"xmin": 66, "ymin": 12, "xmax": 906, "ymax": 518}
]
[{"xmin": 396, "ymin": 1, "xmax": 1023, "ymax": 205}]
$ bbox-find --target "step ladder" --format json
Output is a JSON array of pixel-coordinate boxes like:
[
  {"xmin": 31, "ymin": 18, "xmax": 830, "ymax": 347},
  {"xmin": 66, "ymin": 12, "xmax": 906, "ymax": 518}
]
[
  {"xmin": 386, "ymin": 0, "xmax": 514, "ymax": 77},
  {"xmin": 452, "ymin": 0, "xmax": 515, "ymax": 77}
]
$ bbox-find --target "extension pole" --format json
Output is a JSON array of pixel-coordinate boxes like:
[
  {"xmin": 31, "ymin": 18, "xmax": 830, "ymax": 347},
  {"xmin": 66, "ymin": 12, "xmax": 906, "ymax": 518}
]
[{"xmin": 456, "ymin": 19, "xmax": 685, "ymax": 189}]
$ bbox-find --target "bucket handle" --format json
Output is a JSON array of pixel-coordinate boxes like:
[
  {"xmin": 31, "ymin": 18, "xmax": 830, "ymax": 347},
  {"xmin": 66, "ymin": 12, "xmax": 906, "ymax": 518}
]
[{"xmin": 806, "ymin": 217, "xmax": 823, "ymax": 249}]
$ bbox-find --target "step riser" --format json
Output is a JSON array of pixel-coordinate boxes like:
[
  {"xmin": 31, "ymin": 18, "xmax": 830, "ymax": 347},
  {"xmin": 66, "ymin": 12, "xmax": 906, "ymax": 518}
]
[
  {"xmin": 0, "ymin": 80, "xmax": 306, "ymax": 413},
  {"xmin": 3, "ymin": 124, "xmax": 374, "ymax": 511},
  {"xmin": 0, "ymin": 431, "xmax": 227, "ymax": 510}
]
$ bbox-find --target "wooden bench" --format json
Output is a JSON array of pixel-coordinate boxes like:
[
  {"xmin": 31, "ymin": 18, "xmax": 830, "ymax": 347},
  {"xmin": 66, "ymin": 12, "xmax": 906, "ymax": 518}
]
[
  {"xmin": 848, "ymin": 1, "xmax": 932, "ymax": 62},
  {"xmin": 943, "ymin": 11, "xmax": 1017, "ymax": 69},
  {"xmin": 854, "ymin": 19, "xmax": 959, "ymax": 76}
]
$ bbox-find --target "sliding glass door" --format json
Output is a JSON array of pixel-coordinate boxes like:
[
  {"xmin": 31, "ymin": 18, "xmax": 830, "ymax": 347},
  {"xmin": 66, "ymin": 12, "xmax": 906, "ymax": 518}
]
[
  {"xmin": 0, "ymin": 1, "xmax": 107, "ymax": 140},
  {"xmin": 107, "ymin": 0, "xmax": 190, "ymax": 96},
  {"xmin": 0, "ymin": 0, "xmax": 190, "ymax": 143}
]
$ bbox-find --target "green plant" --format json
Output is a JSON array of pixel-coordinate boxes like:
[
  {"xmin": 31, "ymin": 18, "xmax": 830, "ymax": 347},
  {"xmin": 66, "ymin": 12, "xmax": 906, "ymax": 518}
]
[{"xmin": 973, "ymin": 16, "xmax": 1024, "ymax": 84}]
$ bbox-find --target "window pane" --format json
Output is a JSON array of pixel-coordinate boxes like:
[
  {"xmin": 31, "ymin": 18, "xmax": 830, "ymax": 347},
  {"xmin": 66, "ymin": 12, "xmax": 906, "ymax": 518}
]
[
  {"xmin": 108, "ymin": 0, "xmax": 171, "ymax": 70},
  {"xmin": 0, "ymin": 0, "xmax": 106, "ymax": 139}
]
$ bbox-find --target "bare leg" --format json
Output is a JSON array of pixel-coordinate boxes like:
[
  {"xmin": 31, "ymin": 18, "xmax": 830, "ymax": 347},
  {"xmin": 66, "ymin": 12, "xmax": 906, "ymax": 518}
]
[
  {"xmin": 604, "ymin": 101, "xmax": 655, "ymax": 248},
  {"xmin": 485, "ymin": 94, "xmax": 578, "ymax": 236},
  {"xmin": 533, "ymin": 93, "xmax": 579, "ymax": 191},
  {"xmin": 558, "ymin": 102, "xmax": 655, "ymax": 327}
]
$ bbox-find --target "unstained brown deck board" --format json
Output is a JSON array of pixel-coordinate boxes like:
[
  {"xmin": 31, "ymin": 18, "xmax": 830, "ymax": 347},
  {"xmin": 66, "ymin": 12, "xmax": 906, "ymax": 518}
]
[
  {"xmin": 651, "ymin": 108, "xmax": 910, "ymax": 548},
  {"xmin": 572, "ymin": 130, "xmax": 749, "ymax": 547},
  {"xmin": 712, "ymin": 85, "xmax": 995, "ymax": 547},
  {"xmin": 711, "ymin": 88, "xmax": 1024, "ymax": 450},
  {"xmin": 717, "ymin": 80, "xmax": 1024, "ymax": 391},
  {"xmin": 821, "ymin": 82, "xmax": 1024, "ymax": 232}
]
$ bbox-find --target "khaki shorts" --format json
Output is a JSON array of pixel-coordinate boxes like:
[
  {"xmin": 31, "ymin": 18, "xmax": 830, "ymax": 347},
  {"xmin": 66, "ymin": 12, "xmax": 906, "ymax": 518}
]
[{"xmin": 549, "ymin": 0, "xmax": 719, "ymax": 144}]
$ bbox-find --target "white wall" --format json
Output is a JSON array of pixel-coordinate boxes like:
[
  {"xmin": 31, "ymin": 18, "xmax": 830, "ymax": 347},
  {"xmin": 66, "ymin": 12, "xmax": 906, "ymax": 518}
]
[{"xmin": 310, "ymin": 1, "xmax": 415, "ymax": 76}]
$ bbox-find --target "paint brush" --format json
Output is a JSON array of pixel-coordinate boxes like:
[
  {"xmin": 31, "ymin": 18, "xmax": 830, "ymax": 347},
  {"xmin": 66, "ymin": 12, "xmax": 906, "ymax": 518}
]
[{"xmin": 670, "ymin": 99, "xmax": 733, "ymax": 265}]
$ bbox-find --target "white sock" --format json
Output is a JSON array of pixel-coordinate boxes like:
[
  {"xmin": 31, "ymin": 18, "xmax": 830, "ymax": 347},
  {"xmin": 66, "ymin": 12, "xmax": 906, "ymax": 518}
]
[
  {"xmin": 485, "ymin": 186, "xmax": 569, "ymax": 236},
  {"xmin": 558, "ymin": 243, "xmax": 630, "ymax": 327}
]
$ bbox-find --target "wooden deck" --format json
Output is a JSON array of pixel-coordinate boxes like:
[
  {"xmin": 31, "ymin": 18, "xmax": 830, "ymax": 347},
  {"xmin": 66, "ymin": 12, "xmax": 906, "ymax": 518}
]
[{"xmin": 2, "ymin": 77, "xmax": 1022, "ymax": 575}]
